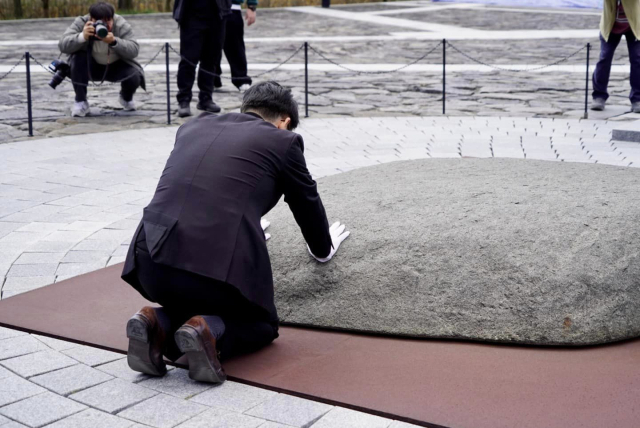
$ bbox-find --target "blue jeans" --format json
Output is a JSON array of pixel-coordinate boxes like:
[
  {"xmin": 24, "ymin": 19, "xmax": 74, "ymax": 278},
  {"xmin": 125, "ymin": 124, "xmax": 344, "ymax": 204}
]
[{"xmin": 593, "ymin": 30, "xmax": 640, "ymax": 103}]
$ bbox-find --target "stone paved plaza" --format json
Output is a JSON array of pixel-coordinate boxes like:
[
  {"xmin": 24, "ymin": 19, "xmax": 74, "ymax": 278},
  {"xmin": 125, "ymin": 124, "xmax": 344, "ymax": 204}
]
[
  {"xmin": 1, "ymin": 0, "xmax": 640, "ymax": 143},
  {"xmin": 2, "ymin": 1, "xmax": 640, "ymax": 427}
]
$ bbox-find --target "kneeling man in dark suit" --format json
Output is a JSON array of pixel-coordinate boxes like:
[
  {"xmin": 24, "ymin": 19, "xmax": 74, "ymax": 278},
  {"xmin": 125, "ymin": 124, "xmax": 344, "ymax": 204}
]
[{"xmin": 121, "ymin": 81, "xmax": 349, "ymax": 383}]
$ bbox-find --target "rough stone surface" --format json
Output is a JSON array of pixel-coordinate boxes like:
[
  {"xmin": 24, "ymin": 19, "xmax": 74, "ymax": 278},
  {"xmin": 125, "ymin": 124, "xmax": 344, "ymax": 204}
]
[
  {"xmin": 0, "ymin": 391, "xmax": 86, "ymax": 428},
  {"xmin": 116, "ymin": 394, "xmax": 207, "ymax": 428},
  {"xmin": 30, "ymin": 363, "xmax": 113, "ymax": 396},
  {"xmin": 246, "ymin": 394, "xmax": 333, "ymax": 428},
  {"xmin": 313, "ymin": 407, "xmax": 392, "ymax": 428},
  {"xmin": 267, "ymin": 158, "xmax": 640, "ymax": 346},
  {"xmin": 189, "ymin": 381, "xmax": 276, "ymax": 413},
  {"xmin": 43, "ymin": 409, "xmax": 135, "ymax": 428}
]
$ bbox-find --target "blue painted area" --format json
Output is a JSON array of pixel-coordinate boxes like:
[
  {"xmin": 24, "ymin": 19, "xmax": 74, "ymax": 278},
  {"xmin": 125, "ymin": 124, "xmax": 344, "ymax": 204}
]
[{"xmin": 433, "ymin": 0, "xmax": 602, "ymax": 9}]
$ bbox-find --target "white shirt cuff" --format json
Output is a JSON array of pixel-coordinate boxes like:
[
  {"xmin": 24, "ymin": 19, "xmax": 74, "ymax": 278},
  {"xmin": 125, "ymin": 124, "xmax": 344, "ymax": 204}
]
[
  {"xmin": 307, "ymin": 245, "xmax": 331, "ymax": 263},
  {"xmin": 77, "ymin": 32, "xmax": 86, "ymax": 43}
]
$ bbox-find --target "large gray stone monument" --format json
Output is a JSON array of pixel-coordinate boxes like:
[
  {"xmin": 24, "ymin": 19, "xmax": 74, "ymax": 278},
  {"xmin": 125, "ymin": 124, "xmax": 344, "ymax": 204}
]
[{"xmin": 267, "ymin": 159, "xmax": 640, "ymax": 346}]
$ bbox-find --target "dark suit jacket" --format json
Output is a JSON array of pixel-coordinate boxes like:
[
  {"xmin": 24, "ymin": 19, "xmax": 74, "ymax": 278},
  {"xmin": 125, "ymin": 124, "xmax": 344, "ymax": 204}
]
[
  {"xmin": 173, "ymin": 0, "xmax": 231, "ymax": 22},
  {"xmin": 122, "ymin": 112, "xmax": 332, "ymax": 319}
]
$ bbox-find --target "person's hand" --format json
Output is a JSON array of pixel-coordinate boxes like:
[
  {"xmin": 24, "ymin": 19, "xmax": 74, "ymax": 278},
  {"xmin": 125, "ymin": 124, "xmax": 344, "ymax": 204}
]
[
  {"xmin": 308, "ymin": 221, "xmax": 350, "ymax": 263},
  {"xmin": 82, "ymin": 21, "xmax": 95, "ymax": 41},
  {"xmin": 261, "ymin": 218, "xmax": 270, "ymax": 241},
  {"xmin": 99, "ymin": 32, "xmax": 116, "ymax": 45},
  {"xmin": 245, "ymin": 9, "xmax": 256, "ymax": 26}
]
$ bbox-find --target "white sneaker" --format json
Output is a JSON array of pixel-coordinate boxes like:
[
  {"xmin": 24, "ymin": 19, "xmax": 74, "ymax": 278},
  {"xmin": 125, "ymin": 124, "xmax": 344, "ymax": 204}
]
[
  {"xmin": 119, "ymin": 96, "xmax": 136, "ymax": 111},
  {"xmin": 238, "ymin": 84, "xmax": 251, "ymax": 93},
  {"xmin": 70, "ymin": 100, "xmax": 90, "ymax": 117}
]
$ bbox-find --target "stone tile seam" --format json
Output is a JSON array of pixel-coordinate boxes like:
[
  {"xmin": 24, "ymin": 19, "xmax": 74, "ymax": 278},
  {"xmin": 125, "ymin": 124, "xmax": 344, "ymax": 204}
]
[
  {"xmin": 0, "ymin": 390, "xmax": 49, "ymax": 411},
  {"xmin": 302, "ymin": 407, "xmax": 335, "ymax": 428},
  {"xmin": 24, "ymin": 362, "xmax": 81, "ymax": 381},
  {"xmin": 117, "ymin": 394, "xmax": 211, "ymax": 427},
  {"xmin": 91, "ymin": 362, "xmax": 150, "ymax": 384},
  {"xmin": 0, "ymin": 346, "xmax": 50, "ymax": 364},
  {"xmin": 74, "ymin": 389, "xmax": 160, "ymax": 416},
  {"xmin": 27, "ymin": 363, "xmax": 116, "ymax": 396},
  {"xmin": 28, "ymin": 400, "xmax": 88, "ymax": 428},
  {"xmin": 58, "ymin": 349, "xmax": 124, "ymax": 369},
  {"xmin": 230, "ymin": 392, "xmax": 287, "ymax": 417}
]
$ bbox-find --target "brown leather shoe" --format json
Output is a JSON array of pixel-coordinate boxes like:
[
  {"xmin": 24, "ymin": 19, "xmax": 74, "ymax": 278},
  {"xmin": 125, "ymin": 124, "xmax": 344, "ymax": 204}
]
[
  {"xmin": 126, "ymin": 306, "xmax": 167, "ymax": 376},
  {"xmin": 175, "ymin": 316, "xmax": 227, "ymax": 384}
]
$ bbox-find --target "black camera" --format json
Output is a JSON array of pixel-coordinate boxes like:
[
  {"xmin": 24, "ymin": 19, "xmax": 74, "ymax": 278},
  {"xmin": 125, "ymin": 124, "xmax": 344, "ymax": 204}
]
[
  {"xmin": 48, "ymin": 59, "xmax": 70, "ymax": 89},
  {"xmin": 93, "ymin": 20, "xmax": 108, "ymax": 38}
]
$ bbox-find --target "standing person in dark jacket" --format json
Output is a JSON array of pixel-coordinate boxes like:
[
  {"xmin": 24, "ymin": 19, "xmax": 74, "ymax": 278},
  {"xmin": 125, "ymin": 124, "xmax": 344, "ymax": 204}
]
[
  {"xmin": 213, "ymin": 0, "xmax": 257, "ymax": 92},
  {"xmin": 121, "ymin": 82, "xmax": 350, "ymax": 383},
  {"xmin": 173, "ymin": 0, "xmax": 231, "ymax": 117}
]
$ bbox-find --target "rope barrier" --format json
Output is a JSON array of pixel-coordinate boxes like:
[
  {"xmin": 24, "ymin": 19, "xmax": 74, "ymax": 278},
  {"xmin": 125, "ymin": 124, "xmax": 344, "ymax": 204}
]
[
  {"xmin": 446, "ymin": 41, "xmax": 588, "ymax": 73},
  {"xmin": 0, "ymin": 54, "xmax": 25, "ymax": 81},
  {"xmin": 167, "ymin": 43, "xmax": 305, "ymax": 80},
  {"xmin": 29, "ymin": 45, "xmax": 165, "ymax": 87},
  {"xmin": 308, "ymin": 41, "xmax": 443, "ymax": 75},
  {"xmin": 1, "ymin": 40, "xmax": 595, "ymax": 136}
]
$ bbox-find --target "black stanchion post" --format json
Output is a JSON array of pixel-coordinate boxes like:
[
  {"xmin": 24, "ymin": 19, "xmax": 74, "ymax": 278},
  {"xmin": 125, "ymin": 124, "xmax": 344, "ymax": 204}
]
[
  {"xmin": 584, "ymin": 42, "xmax": 590, "ymax": 119},
  {"xmin": 25, "ymin": 52, "xmax": 33, "ymax": 137},
  {"xmin": 305, "ymin": 42, "xmax": 309, "ymax": 118},
  {"xmin": 165, "ymin": 43, "xmax": 171, "ymax": 125},
  {"xmin": 442, "ymin": 40, "xmax": 446, "ymax": 115}
]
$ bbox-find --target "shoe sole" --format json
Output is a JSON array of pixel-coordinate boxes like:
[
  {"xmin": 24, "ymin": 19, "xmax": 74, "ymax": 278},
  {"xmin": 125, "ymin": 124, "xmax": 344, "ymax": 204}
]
[
  {"xmin": 590, "ymin": 106, "xmax": 604, "ymax": 111},
  {"xmin": 178, "ymin": 111, "xmax": 192, "ymax": 118},
  {"xmin": 196, "ymin": 104, "xmax": 222, "ymax": 113},
  {"xmin": 175, "ymin": 326, "xmax": 226, "ymax": 384},
  {"xmin": 126, "ymin": 315, "xmax": 166, "ymax": 376}
]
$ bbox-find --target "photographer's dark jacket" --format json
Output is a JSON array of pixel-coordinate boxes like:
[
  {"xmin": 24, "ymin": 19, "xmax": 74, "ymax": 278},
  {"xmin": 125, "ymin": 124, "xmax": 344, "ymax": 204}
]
[
  {"xmin": 58, "ymin": 14, "xmax": 145, "ymax": 90},
  {"xmin": 173, "ymin": 0, "xmax": 232, "ymax": 22},
  {"xmin": 122, "ymin": 112, "xmax": 333, "ymax": 319}
]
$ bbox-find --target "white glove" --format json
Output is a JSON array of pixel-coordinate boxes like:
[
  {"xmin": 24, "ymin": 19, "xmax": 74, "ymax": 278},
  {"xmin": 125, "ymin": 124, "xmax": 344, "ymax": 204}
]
[
  {"xmin": 308, "ymin": 221, "xmax": 350, "ymax": 263},
  {"xmin": 261, "ymin": 218, "xmax": 271, "ymax": 241}
]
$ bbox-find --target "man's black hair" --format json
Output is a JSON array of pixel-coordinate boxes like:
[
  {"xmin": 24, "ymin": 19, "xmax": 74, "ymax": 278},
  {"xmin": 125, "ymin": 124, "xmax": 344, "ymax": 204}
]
[
  {"xmin": 241, "ymin": 81, "xmax": 299, "ymax": 131},
  {"xmin": 89, "ymin": 1, "xmax": 115, "ymax": 20}
]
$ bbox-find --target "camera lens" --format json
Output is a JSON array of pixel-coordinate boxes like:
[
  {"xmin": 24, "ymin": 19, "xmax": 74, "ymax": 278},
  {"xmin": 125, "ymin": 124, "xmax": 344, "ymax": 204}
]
[
  {"xmin": 49, "ymin": 71, "xmax": 65, "ymax": 89},
  {"xmin": 94, "ymin": 21, "xmax": 108, "ymax": 38}
]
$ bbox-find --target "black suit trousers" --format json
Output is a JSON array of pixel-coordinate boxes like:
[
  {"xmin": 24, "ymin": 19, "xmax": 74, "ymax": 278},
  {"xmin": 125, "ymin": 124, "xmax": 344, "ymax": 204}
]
[
  {"xmin": 214, "ymin": 10, "xmax": 251, "ymax": 89},
  {"xmin": 176, "ymin": 19, "xmax": 225, "ymax": 104},
  {"xmin": 133, "ymin": 232, "xmax": 278, "ymax": 361},
  {"xmin": 70, "ymin": 49, "xmax": 141, "ymax": 102}
]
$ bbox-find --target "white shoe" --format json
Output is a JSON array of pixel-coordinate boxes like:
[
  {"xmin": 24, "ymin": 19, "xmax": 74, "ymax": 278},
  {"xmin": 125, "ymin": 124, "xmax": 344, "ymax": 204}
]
[
  {"xmin": 70, "ymin": 100, "xmax": 90, "ymax": 117},
  {"xmin": 238, "ymin": 84, "xmax": 251, "ymax": 93},
  {"xmin": 119, "ymin": 96, "xmax": 136, "ymax": 111}
]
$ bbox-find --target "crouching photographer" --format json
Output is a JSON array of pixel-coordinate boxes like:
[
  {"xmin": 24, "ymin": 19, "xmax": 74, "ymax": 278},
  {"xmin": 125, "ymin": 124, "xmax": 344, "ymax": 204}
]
[{"xmin": 57, "ymin": 2, "xmax": 145, "ymax": 117}]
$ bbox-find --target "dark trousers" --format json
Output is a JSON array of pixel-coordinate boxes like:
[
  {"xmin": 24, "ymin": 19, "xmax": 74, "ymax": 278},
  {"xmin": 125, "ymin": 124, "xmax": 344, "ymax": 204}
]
[
  {"xmin": 133, "ymin": 239, "xmax": 278, "ymax": 361},
  {"xmin": 177, "ymin": 19, "xmax": 225, "ymax": 104},
  {"xmin": 593, "ymin": 30, "xmax": 640, "ymax": 103},
  {"xmin": 70, "ymin": 49, "xmax": 141, "ymax": 103},
  {"xmin": 214, "ymin": 10, "xmax": 252, "ymax": 89}
]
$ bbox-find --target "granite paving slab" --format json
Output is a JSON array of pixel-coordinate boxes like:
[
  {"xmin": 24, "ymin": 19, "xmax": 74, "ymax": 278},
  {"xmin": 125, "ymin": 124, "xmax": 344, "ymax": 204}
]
[
  {"xmin": 0, "ymin": 350, "xmax": 78, "ymax": 378},
  {"xmin": 68, "ymin": 378, "xmax": 158, "ymax": 414},
  {"xmin": 115, "ymin": 394, "xmax": 208, "ymax": 428},
  {"xmin": 42, "ymin": 408, "xmax": 136, "ymax": 428},
  {"xmin": 30, "ymin": 363, "xmax": 113, "ymax": 396},
  {"xmin": 0, "ymin": 391, "xmax": 86, "ymax": 428}
]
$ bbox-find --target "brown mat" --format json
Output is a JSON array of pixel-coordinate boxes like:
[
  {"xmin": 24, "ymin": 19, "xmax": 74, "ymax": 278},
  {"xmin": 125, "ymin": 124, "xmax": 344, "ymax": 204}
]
[{"xmin": 0, "ymin": 265, "xmax": 638, "ymax": 428}]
